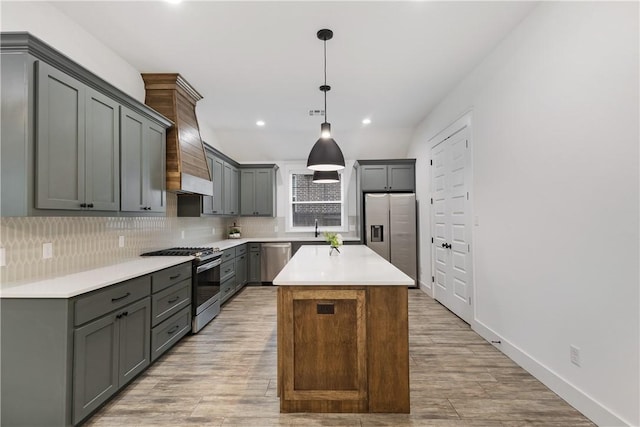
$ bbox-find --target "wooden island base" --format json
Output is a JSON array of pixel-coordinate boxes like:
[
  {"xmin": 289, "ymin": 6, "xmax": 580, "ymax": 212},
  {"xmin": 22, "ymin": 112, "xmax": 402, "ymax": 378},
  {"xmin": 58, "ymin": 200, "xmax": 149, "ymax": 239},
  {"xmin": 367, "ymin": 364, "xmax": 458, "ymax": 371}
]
[{"xmin": 277, "ymin": 285, "xmax": 409, "ymax": 413}]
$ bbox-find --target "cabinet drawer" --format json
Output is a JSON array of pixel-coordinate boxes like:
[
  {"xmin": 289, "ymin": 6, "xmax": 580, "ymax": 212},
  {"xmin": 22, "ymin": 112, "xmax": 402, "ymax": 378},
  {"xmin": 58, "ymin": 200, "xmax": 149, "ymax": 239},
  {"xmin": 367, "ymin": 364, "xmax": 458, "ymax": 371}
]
[
  {"xmin": 235, "ymin": 244, "xmax": 247, "ymax": 256},
  {"xmin": 220, "ymin": 259, "xmax": 235, "ymax": 282},
  {"xmin": 151, "ymin": 278, "xmax": 191, "ymax": 327},
  {"xmin": 249, "ymin": 243, "xmax": 261, "ymax": 251},
  {"xmin": 151, "ymin": 263, "xmax": 191, "ymax": 293},
  {"xmin": 75, "ymin": 276, "xmax": 150, "ymax": 326},
  {"xmin": 222, "ymin": 247, "xmax": 236, "ymax": 262},
  {"xmin": 151, "ymin": 306, "xmax": 191, "ymax": 362},
  {"xmin": 220, "ymin": 276, "xmax": 236, "ymax": 304}
]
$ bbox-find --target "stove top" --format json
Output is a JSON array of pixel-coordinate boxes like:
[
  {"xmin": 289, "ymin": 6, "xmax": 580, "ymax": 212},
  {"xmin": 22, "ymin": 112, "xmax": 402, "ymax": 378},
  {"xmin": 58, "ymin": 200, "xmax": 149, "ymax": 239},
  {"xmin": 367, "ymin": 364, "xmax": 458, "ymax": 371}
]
[{"xmin": 141, "ymin": 247, "xmax": 222, "ymax": 261}]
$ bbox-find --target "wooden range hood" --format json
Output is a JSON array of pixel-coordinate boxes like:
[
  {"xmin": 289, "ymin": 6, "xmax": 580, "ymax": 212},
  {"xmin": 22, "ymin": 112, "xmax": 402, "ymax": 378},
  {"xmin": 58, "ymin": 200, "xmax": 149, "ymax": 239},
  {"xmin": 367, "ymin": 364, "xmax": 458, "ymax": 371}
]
[{"xmin": 141, "ymin": 73, "xmax": 213, "ymax": 196}]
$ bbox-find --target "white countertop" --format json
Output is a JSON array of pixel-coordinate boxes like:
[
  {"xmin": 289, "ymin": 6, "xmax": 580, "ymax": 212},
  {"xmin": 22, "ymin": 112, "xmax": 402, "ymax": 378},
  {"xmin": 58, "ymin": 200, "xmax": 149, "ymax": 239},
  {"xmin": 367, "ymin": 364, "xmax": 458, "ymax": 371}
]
[
  {"xmin": 210, "ymin": 236, "xmax": 360, "ymax": 250},
  {"xmin": 273, "ymin": 245, "xmax": 413, "ymax": 286},
  {"xmin": 0, "ymin": 257, "xmax": 193, "ymax": 299},
  {"xmin": 0, "ymin": 236, "xmax": 363, "ymax": 299}
]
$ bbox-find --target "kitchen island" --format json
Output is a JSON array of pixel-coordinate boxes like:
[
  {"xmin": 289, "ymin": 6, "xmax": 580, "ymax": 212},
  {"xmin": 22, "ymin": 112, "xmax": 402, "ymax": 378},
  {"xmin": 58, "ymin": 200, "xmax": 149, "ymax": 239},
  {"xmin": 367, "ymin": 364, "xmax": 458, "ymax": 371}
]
[{"xmin": 273, "ymin": 245, "xmax": 413, "ymax": 413}]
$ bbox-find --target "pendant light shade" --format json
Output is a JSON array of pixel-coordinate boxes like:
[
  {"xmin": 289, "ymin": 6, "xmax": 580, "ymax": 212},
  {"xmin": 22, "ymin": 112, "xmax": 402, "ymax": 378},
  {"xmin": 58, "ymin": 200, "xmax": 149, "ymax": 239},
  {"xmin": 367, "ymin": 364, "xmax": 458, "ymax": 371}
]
[
  {"xmin": 312, "ymin": 170, "xmax": 340, "ymax": 183},
  {"xmin": 307, "ymin": 29, "xmax": 345, "ymax": 172}
]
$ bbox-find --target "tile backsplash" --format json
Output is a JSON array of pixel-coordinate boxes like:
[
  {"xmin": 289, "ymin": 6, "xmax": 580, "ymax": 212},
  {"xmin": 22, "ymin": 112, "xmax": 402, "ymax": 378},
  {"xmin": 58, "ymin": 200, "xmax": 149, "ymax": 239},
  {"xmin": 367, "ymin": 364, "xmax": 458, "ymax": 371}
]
[
  {"xmin": 0, "ymin": 192, "xmax": 359, "ymax": 284},
  {"xmin": 0, "ymin": 194, "xmax": 227, "ymax": 283}
]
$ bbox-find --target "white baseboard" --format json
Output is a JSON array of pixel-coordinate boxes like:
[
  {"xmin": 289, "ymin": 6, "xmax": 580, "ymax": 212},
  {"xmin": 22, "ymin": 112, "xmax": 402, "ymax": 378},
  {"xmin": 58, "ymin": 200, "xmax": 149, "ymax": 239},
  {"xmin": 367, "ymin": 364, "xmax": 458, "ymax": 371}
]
[
  {"xmin": 472, "ymin": 319, "xmax": 631, "ymax": 427},
  {"xmin": 418, "ymin": 280, "xmax": 433, "ymax": 297}
]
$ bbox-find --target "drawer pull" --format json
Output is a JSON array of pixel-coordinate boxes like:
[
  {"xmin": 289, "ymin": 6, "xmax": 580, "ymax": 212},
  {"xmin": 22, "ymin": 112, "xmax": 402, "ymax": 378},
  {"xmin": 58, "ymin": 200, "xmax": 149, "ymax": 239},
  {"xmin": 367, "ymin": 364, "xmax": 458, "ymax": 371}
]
[
  {"xmin": 167, "ymin": 325, "xmax": 180, "ymax": 335},
  {"xmin": 111, "ymin": 292, "xmax": 131, "ymax": 303},
  {"xmin": 167, "ymin": 296, "xmax": 180, "ymax": 304},
  {"xmin": 169, "ymin": 274, "xmax": 181, "ymax": 280}
]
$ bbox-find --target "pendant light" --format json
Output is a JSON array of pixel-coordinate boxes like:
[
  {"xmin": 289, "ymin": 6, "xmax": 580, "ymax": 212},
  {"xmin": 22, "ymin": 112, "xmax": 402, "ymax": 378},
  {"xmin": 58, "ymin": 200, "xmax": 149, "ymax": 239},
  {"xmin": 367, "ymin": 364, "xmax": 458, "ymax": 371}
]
[
  {"xmin": 312, "ymin": 170, "xmax": 340, "ymax": 183},
  {"xmin": 307, "ymin": 28, "xmax": 345, "ymax": 172}
]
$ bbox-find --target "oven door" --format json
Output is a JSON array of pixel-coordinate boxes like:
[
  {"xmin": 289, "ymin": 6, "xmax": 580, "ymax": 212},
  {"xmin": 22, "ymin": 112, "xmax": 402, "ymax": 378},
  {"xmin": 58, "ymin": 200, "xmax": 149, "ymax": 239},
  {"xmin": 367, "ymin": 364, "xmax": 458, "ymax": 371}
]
[{"xmin": 194, "ymin": 258, "xmax": 221, "ymax": 315}]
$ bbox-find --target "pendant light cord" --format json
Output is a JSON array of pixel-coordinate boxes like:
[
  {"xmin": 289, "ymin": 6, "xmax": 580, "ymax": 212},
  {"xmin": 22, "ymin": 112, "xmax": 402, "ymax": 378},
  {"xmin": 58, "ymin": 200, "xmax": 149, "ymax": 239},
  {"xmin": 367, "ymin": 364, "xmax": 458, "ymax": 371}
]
[{"xmin": 323, "ymin": 38, "xmax": 328, "ymax": 123}]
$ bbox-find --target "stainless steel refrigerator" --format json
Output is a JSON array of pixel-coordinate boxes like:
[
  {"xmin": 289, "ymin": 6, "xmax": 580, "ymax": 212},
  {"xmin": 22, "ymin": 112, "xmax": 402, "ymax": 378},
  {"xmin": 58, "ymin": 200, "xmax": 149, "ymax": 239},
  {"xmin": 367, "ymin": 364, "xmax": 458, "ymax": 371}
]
[{"xmin": 365, "ymin": 193, "xmax": 417, "ymax": 286}]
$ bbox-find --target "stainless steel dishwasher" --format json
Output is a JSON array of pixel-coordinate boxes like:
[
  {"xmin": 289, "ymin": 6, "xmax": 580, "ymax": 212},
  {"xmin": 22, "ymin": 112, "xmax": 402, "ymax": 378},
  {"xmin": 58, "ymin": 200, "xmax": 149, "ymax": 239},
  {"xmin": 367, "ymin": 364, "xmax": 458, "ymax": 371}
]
[{"xmin": 261, "ymin": 242, "xmax": 292, "ymax": 283}]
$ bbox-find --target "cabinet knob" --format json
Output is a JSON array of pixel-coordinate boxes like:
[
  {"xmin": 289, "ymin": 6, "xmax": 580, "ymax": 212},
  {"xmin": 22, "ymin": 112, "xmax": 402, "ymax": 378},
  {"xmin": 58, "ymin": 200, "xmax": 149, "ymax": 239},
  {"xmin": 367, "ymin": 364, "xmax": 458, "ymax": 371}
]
[
  {"xmin": 80, "ymin": 203, "xmax": 87, "ymax": 208},
  {"xmin": 87, "ymin": 203, "xmax": 94, "ymax": 208}
]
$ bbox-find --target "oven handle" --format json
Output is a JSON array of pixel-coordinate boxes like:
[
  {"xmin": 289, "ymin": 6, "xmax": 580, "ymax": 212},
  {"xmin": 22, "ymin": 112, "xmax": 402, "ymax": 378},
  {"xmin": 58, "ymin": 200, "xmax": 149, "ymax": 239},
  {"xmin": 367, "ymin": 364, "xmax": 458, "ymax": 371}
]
[{"xmin": 196, "ymin": 258, "xmax": 222, "ymax": 274}]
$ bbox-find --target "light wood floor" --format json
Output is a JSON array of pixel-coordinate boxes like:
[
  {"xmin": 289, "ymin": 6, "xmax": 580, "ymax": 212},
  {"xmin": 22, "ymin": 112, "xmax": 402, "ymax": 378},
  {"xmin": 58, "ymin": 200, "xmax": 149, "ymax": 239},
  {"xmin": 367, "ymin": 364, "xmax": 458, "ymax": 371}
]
[{"xmin": 85, "ymin": 287, "xmax": 595, "ymax": 426}]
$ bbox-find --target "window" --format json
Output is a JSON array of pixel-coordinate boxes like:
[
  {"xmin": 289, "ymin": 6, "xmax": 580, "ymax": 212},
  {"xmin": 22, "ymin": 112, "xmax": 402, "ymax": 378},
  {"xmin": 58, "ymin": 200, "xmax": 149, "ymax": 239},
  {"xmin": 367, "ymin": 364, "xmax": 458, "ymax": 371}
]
[{"xmin": 288, "ymin": 170, "xmax": 346, "ymax": 231}]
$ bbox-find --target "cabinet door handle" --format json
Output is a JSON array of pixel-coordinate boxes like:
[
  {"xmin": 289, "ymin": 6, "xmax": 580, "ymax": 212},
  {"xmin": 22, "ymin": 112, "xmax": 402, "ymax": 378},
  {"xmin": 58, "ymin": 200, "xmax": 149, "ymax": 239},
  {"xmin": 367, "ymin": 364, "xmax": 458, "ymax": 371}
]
[
  {"xmin": 167, "ymin": 296, "xmax": 180, "ymax": 304},
  {"xmin": 169, "ymin": 274, "xmax": 181, "ymax": 280},
  {"xmin": 111, "ymin": 292, "xmax": 131, "ymax": 302},
  {"xmin": 122, "ymin": 311, "xmax": 128, "ymax": 317},
  {"xmin": 167, "ymin": 325, "xmax": 180, "ymax": 335},
  {"xmin": 87, "ymin": 203, "xmax": 94, "ymax": 208},
  {"xmin": 80, "ymin": 203, "xmax": 87, "ymax": 208}
]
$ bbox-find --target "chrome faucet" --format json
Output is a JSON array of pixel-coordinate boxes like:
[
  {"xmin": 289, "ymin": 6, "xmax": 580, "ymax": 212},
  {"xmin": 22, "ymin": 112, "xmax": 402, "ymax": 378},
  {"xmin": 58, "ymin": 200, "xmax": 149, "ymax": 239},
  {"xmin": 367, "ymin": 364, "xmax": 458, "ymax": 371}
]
[{"xmin": 315, "ymin": 219, "xmax": 318, "ymax": 238}]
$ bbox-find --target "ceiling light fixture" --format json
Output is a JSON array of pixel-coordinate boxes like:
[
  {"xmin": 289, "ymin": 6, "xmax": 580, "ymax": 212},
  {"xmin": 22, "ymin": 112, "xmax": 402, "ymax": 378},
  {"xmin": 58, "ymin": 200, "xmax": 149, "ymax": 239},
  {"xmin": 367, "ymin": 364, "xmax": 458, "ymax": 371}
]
[
  {"xmin": 362, "ymin": 118, "xmax": 371, "ymax": 125},
  {"xmin": 256, "ymin": 120, "xmax": 265, "ymax": 127},
  {"xmin": 312, "ymin": 170, "xmax": 340, "ymax": 183},
  {"xmin": 307, "ymin": 28, "xmax": 345, "ymax": 172}
]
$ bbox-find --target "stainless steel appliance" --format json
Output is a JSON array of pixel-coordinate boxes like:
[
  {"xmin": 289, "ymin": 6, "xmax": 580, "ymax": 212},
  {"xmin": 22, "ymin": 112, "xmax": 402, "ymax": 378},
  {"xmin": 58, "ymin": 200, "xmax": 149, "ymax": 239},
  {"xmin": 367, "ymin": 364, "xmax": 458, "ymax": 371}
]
[
  {"xmin": 261, "ymin": 242, "xmax": 292, "ymax": 283},
  {"xmin": 141, "ymin": 247, "xmax": 222, "ymax": 333},
  {"xmin": 365, "ymin": 193, "xmax": 417, "ymax": 286}
]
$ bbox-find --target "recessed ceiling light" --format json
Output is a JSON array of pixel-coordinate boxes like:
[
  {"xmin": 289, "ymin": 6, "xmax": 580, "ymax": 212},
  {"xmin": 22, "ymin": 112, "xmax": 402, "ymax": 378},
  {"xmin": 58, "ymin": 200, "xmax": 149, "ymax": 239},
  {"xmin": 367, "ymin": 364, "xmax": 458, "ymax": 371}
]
[
  {"xmin": 166, "ymin": 0, "xmax": 182, "ymax": 4},
  {"xmin": 362, "ymin": 118, "xmax": 371, "ymax": 125},
  {"xmin": 256, "ymin": 120, "xmax": 265, "ymax": 127}
]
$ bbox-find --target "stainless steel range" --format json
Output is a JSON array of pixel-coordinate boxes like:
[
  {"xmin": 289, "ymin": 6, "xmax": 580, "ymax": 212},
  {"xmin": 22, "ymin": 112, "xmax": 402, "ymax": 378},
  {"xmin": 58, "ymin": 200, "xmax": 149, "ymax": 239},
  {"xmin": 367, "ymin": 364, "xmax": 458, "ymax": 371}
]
[{"xmin": 142, "ymin": 247, "xmax": 222, "ymax": 333}]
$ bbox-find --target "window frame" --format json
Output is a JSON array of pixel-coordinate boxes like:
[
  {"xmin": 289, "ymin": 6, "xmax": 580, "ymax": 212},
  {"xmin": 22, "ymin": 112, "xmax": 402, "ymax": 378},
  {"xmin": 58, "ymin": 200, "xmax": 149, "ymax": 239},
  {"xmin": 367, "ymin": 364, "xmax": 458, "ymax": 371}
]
[{"xmin": 286, "ymin": 167, "xmax": 348, "ymax": 233}]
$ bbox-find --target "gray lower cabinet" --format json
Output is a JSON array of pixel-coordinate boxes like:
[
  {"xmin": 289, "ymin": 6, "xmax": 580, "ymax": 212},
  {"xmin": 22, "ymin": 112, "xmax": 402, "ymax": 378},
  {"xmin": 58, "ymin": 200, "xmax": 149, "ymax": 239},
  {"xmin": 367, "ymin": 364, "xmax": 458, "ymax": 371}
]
[
  {"xmin": 240, "ymin": 166, "xmax": 277, "ymax": 217},
  {"xmin": 120, "ymin": 106, "xmax": 166, "ymax": 213},
  {"xmin": 35, "ymin": 60, "xmax": 120, "ymax": 211},
  {"xmin": 73, "ymin": 296, "xmax": 151, "ymax": 424},
  {"xmin": 0, "ymin": 261, "xmax": 192, "ymax": 426},
  {"xmin": 235, "ymin": 245, "xmax": 248, "ymax": 290},
  {"xmin": 248, "ymin": 243, "xmax": 262, "ymax": 283}
]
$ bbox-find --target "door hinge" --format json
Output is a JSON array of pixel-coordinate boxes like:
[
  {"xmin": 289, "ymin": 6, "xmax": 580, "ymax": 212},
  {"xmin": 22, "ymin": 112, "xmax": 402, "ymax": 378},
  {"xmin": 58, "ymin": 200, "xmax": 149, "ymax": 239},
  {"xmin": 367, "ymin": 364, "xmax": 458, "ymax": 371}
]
[
  {"xmin": 467, "ymin": 192, "xmax": 469, "ymax": 200},
  {"xmin": 466, "ymin": 139, "xmax": 468, "ymax": 148},
  {"xmin": 468, "ymin": 244, "xmax": 470, "ymax": 253},
  {"xmin": 431, "ymin": 276, "xmax": 435, "ymax": 283},
  {"xmin": 431, "ymin": 237, "xmax": 434, "ymax": 244},
  {"xmin": 468, "ymin": 296, "xmax": 472, "ymax": 305},
  {"xmin": 430, "ymin": 198, "xmax": 433, "ymax": 205},
  {"xmin": 430, "ymin": 159, "xmax": 433, "ymax": 165}
]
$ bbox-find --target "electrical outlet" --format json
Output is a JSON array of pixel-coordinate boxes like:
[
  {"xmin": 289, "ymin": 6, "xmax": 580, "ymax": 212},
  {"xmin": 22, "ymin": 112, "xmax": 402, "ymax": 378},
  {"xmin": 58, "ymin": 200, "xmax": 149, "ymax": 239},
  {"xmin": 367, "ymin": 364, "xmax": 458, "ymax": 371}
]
[
  {"xmin": 181, "ymin": 230, "xmax": 185, "ymax": 239},
  {"xmin": 42, "ymin": 242, "xmax": 53, "ymax": 259},
  {"xmin": 570, "ymin": 345, "xmax": 581, "ymax": 367},
  {"xmin": 118, "ymin": 236, "xmax": 125, "ymax": 248},
  {"xmin": 0, "ymin": 247, "xmax": 5, "ymax": 267}
]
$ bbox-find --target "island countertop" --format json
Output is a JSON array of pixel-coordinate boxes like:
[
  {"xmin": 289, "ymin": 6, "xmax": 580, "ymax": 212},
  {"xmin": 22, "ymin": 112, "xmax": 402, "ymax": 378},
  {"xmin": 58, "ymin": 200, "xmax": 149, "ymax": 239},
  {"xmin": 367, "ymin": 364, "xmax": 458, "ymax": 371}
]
[{"xmin": 273, "ymin": 244, "xmax": 413, "ymax": 286}]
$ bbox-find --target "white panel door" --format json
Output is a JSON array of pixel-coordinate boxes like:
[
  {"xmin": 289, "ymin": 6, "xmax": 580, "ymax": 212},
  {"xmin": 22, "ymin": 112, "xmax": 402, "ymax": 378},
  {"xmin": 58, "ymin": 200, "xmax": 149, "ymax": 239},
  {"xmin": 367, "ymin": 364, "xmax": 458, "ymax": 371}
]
[{"xmin": 431, "ymin": 126, "xmax": 472, "ymax": 323}]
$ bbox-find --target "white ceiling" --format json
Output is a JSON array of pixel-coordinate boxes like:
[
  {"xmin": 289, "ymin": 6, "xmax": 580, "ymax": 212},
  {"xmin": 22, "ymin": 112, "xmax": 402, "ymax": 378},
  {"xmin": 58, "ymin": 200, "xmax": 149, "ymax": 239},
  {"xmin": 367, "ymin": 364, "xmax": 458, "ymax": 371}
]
[{"xmin": 51, "ymin": 1, "xmax": 536, "ymax": 162}]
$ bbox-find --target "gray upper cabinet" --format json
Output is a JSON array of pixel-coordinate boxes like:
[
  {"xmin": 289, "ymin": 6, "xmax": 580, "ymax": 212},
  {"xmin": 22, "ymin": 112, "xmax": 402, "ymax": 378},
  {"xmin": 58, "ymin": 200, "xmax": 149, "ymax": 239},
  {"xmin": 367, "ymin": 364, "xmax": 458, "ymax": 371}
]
[
  {"xmin": 240, "ymin": 166, "xmax": 277, "ymax": 216},
  {"xmin": 223, "ymin": 162, "xmax": 238, "ymax": 215},
  {"xmin": 202, "ymin": 151, "xmax": 216, "ymax": 214},
  {"xmin": 1, "ymin": 33, "xmax": 171, "ymax": 217},
  {"xmin": 121, "ymin": 106, "xmax": 166, "ymax": 213},
  {"xmin": 212, "ymin": 156, "xmax": 224, "ymax": 214},
  {"xmin": 35, "ymin": 61, "xmax": 120, "ymax": 211},
  {"xmin": 359, "ymin": 160, "xmax": 415, "ymax": 192}
]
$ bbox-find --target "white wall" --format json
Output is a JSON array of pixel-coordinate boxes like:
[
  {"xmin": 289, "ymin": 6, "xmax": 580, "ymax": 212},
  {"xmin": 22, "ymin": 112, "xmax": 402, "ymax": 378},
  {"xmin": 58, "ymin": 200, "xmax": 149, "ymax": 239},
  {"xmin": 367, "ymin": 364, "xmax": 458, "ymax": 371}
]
[
  {"xmin": 407, "ymin": 2, "xmax": 639, "ymax": 425},
  {"xmin": 1, "ymin": 1, "xmax": 145, "ymax": 102}
]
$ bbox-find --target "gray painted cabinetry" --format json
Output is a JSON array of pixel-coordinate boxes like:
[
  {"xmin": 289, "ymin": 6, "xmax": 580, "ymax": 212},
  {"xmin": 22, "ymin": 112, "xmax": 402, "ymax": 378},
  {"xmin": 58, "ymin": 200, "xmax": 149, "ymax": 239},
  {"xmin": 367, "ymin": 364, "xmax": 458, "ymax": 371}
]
[
  {"xmin": 1, "ymin": 32, "xmax": 171, "ymax": 217},
  {"xmin": 240, "ymin": 166, "xmax": 278, "ymax": 216},
  {"xmin": 35, "ymin": 61, "xmax": 120, "ymax": 211},
  {"xmin": 0, "ymin": 261, "xmax": 191, "ymax": 426},
  {"xmin": 120, "ymin": 106, "xmax": 166, "ymax": 213},
  {"xmin": 235, "ymin": 244, "xmax": 248, "ymax": 290},
  {"xmin": 223, "ymin": 162, "xmax": 239, "ymax": 215},
  {"xmin": 359, "ymin": 161, "xmax": 416, "ymax": 192},
  {"xmin": 248, "ymin": 243, "xmax": 262, "ymax": 283}
]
